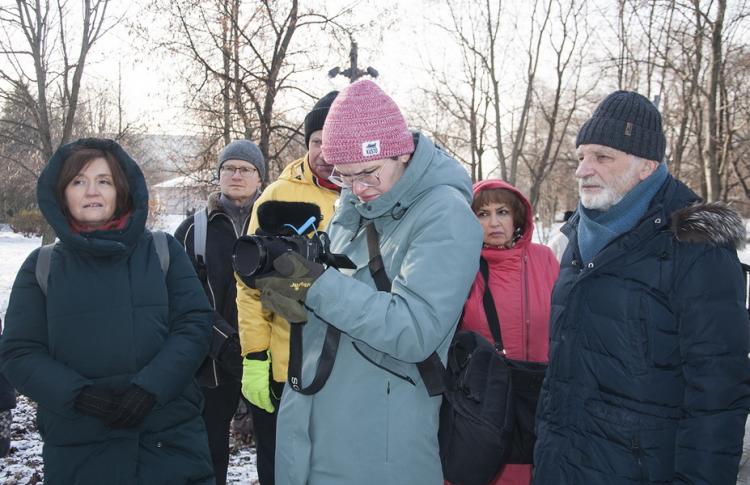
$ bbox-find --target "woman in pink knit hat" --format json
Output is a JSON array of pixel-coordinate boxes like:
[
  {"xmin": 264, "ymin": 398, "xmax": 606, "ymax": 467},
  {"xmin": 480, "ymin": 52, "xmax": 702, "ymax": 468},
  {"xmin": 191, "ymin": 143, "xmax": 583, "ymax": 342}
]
[{"xmin": 254, "ymin": 79, "xmax": 484, "ymax": 485}]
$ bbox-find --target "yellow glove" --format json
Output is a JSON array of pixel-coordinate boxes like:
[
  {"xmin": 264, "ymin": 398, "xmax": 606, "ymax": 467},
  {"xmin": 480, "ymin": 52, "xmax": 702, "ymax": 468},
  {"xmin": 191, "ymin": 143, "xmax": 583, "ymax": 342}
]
[{"xmin": 241, "ymin": 352, "xmax": 274, "ymax": 413}]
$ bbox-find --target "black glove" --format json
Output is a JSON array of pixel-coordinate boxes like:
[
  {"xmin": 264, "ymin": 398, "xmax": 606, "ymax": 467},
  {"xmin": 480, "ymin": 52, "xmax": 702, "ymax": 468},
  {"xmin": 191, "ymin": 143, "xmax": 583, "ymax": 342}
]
[
  {"xmin": 218, "ymin": 332, "xmax": 242, "ymax": 364},
  {"xmin": 209, "ymin": 316, "xmax": 240, "ymax": 363},
  {"xmin": 74, "ymin": 386, "xmax": 121, "ymax": 420},
  {"xmin": 107, "ymin": 385, "xmax": 156, "ymax": 429}
]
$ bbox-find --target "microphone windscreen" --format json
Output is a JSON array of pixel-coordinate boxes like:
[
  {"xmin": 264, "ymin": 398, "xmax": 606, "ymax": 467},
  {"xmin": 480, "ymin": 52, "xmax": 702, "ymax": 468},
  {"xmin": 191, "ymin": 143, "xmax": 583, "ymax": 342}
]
[{"xmin": 256, "ymin": 201, "xmax": 322, "ymax": 235}]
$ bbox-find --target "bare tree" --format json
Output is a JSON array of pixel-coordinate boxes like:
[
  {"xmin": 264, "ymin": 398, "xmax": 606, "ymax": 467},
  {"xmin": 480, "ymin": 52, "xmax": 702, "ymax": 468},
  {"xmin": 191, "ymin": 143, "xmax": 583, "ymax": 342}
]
[
  {"xmin": 151, "ymin": 0, "xmax": 347, "ymax": 181},
  {"xmin": 413, "ymin": 0, "xmax": 494, "ymax": 182},
  {"xmin": 703, "ymin": 0, "xmax": 726, "ymax": 201},
  {"xmin": 507, "ymin": 0, "xmax": 553, "ymax": 186},
  {"xmin": 524, "ymin": 0, "xmax": 588, "ymax": 211},
  {"xmin": 0, "ymin": 0, "xmax": 113, "ymax": 162}
]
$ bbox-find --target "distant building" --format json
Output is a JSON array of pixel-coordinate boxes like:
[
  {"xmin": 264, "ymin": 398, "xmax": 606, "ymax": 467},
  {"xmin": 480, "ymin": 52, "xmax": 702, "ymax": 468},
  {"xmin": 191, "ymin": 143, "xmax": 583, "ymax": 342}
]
[
  {"xmin": 120, "ymin": 134, "xmax": 218, "ymax": 216},
  {"xmin": 152, "ymin": 170, "xmax": 215, "ymax": 216}
]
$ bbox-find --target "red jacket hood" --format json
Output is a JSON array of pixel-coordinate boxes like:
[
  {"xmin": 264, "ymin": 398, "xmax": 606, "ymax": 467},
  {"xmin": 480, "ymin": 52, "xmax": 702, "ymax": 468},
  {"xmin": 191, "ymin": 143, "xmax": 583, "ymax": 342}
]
[{"xmin": 472, "ymin": 179, "xmax": 535, "ymax": 248}]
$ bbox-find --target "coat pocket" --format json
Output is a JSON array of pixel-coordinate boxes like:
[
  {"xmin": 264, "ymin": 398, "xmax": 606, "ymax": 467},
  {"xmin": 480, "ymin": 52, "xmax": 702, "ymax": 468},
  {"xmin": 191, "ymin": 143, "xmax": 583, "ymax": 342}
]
[
  {"xmin": 581, "ymin": 399, "xmax": 647, "ymax": 482},
  {"xmin": 583, "ymin": 399, "xmax": 676, "ymax": 484},
  {"xmin": 624, "ymin": 292, "xmax": 651, "ymax": 376}
]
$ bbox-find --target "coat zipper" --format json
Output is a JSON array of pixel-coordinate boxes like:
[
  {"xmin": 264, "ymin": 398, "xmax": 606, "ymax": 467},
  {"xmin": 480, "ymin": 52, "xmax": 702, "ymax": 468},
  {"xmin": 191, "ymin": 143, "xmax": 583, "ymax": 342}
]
[
  {"xmin": 523, "ymin": 253, "xmax": 530, "ymax": 360},
  {"xmin": 199, "ymin": 210, "xmax": 250, "ymax": 388},
  {"xmin": 385, "ymin": 380, "xmax": 391, "ymax": 463},
  {"xmin": 630, "ymin": 434, "xmax": 647, "ymax": 483}
]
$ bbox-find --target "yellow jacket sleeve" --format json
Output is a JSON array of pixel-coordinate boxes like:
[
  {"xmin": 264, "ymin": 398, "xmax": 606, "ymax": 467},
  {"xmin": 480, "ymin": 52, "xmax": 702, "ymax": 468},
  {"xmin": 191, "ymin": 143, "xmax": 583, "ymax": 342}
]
[
  {"xmin": 237, "ymin": 188, "xmax": 273, "ymax": 357},
  {"xmin": 235, "ymin": 156, "xmax": 338, "ymax": 383}
]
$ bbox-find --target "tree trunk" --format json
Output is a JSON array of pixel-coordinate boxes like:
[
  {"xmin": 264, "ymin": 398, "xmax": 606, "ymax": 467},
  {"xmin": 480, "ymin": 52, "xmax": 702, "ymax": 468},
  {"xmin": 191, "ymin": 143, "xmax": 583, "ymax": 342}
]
[{"xmin": 704, "ymin": 0, "xmax": 725, "ymax": 201}]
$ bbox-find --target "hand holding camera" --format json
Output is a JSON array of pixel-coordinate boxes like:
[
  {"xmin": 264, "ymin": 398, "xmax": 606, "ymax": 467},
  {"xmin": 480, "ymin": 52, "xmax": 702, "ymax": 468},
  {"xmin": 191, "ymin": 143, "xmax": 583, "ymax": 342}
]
[
  {"xmin": 257, "ymin": 252, "xmax": 324, "ymax": 301},
  {"xmin": 255, "ymin": 252, "xmax": 325, "ymax": 322},
  {"xmin": 232, "ymin": 201, "xmax": 354, "ymax": 322}
]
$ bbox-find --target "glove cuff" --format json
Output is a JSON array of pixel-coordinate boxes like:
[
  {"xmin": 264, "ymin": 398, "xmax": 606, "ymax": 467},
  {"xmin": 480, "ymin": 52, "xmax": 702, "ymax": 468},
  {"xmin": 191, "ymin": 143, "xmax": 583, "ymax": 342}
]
[{"xmin": 245, "ymin": 351, "xmax": 269, "ymax": 361}]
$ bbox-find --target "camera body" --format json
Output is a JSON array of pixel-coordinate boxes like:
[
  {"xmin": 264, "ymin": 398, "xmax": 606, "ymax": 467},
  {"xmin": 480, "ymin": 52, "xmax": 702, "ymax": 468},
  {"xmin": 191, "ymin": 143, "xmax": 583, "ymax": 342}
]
[
  {"xmin": 232, "ymin": 200, "xmax": 355, "ymax": 287},
  {"xmin": 233, "ymin": 231, "xmax": 354, "ymax": 287},
  {"xmin": 233, "ymin": 233, "xmax": 322, "ymax": 281}
]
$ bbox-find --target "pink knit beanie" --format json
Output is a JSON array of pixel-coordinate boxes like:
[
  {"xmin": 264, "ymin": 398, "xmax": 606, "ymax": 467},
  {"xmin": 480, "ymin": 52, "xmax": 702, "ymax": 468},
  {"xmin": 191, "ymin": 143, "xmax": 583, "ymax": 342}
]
[{"xmin": 322, "ymin": 80, "xmax": 415, "ymax": 165}]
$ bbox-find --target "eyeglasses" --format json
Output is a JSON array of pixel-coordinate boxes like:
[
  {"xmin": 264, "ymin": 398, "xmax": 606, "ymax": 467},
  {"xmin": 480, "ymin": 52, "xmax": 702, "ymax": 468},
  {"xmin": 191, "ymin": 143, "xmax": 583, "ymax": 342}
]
[
  {"xmin": 220, "ymin": 165, "xmax": 258, "ymax": 177},
  {"xmin": 328, "ymin": 162, "xmax": 389, "ymax": 188}
]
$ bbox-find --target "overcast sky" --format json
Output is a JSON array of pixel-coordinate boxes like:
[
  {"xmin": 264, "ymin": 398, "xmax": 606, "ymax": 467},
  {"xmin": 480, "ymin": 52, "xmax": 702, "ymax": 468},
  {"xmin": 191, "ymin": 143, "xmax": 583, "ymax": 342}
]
[
  {"xmin": 79, "ymin": 0, "xmax": 554, "ymax": 135},
  {"xmin": 73, "ymin": 0, "xmax": 750, "ymax": 137}
]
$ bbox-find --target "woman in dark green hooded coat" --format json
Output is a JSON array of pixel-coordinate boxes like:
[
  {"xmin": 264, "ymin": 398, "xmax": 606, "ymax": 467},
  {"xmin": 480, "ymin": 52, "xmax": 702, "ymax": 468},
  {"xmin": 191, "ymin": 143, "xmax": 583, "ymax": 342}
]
[{"xmin": 0, "ymin": 138, "xmax": 216, "ymax": 484}]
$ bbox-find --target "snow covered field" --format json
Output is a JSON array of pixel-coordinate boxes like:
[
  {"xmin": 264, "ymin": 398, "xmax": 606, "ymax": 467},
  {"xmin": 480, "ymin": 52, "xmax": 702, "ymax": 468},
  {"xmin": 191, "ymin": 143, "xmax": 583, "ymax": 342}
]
[{"xmin": 0, "ymin": 222, "xmax": 749, "ymax": 483}]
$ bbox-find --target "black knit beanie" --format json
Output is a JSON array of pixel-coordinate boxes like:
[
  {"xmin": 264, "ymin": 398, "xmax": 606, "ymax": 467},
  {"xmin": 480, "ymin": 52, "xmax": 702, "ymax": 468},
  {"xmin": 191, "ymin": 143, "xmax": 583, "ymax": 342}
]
[
  {"xmin": 304, "ymin": 90, "xmax": 339, "ymax": 148},
  {"xmin": 576, "ymin": 90, "xmax": 666, "ymax": 162}
]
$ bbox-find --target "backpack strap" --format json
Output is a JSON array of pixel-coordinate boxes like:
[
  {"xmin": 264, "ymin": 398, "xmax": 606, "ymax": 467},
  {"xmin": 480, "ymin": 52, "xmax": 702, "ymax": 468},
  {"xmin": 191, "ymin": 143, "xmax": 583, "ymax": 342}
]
[
  {"xmin": 479, "ymin": 257, "xmax": 505, "ymax": 352},
  {"xmin": 741, "ymin": 262, "xmax": 750, "ymax": 319},
  {"xmin": 193, "ymin": 208, "xmax": 208, "ymax": 265},
  {"xmin": 151, "ymin": 230, "xmax": 170, "ymax": 275},
  {"xmin": 36, "ymin": 243, "xmax": 56, "ymax": 297},
  {"xmin": 365, "ymin": 223, "xmax": 446, "ymax": 396},
  {"xmin": 35, "ymin": 233, "xmax": 170, "ymax": 298}
]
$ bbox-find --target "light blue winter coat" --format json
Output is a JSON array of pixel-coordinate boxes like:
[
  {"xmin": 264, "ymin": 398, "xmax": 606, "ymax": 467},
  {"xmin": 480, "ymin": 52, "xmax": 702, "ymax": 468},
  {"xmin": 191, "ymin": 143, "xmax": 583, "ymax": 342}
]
[{"xmin": 274, "ymin": 133, "xmax": 483, "ymax": 485}]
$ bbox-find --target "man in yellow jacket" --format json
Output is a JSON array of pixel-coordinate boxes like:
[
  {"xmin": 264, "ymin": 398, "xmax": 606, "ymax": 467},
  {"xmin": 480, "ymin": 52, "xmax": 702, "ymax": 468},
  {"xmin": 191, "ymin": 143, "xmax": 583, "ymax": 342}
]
[{"xmin": 236, "ymin": 91, "xmax": 339, "ymax": 485}]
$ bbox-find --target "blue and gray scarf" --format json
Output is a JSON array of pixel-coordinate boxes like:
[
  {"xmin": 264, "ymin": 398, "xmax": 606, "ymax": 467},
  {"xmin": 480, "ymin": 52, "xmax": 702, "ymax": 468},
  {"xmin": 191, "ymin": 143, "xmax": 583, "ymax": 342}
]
[{"xmin": 577, "ymin": 162, "xmax": 668, "ymax": 264}]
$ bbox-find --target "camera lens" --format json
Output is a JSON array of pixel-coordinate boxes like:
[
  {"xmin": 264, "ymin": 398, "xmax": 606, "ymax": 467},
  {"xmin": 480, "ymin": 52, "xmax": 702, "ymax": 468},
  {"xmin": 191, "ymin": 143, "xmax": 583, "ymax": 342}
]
[{"xmin": 233, "ymin": 236, "xmax": 270, "ymax": 279}]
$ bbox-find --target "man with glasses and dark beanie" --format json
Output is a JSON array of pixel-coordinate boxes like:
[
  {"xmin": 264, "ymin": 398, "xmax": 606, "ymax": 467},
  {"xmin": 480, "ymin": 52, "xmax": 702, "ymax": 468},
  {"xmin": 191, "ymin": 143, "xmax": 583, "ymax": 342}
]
[
  {"xmin": 175, "ymin": 139, "xmax": 265, "ymax": 485},
  {"xmin": 236, "ymin": 91, "xmax": 340, "ymax": 485}
]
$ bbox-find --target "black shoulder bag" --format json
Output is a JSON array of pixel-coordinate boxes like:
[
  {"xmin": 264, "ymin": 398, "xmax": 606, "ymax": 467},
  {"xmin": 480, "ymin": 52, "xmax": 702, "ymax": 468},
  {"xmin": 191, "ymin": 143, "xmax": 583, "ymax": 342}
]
[
  {"xmin": 438, "ymin": 257, "xmax": 548, "ymax": 485},
  {"xmin": 476, "ymin": 257, "xmax": 547, "ymax": 465},
  {"xmin": 365, "ymin": 224, "xmax": 517, "ymax": 485}
]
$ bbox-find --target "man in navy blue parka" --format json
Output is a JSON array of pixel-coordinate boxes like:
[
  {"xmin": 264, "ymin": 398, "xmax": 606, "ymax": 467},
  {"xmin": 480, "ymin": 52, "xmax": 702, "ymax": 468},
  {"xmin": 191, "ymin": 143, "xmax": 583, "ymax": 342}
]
[{"xmin": 533, "ymin": 91, "xmax": 750, "ymax": 485}]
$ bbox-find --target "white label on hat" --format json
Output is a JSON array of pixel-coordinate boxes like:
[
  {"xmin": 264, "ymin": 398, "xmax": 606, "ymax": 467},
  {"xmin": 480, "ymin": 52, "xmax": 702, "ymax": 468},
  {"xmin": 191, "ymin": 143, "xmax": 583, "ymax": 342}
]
[{"xmin": 362, "ymin": 140, "xmax": 381, "ymax": 157}]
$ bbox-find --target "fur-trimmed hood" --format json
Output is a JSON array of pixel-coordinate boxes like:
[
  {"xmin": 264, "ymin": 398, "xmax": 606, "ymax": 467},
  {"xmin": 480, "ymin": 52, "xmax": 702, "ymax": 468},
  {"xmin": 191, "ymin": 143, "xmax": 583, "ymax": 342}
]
[{"xmin": 671, "ymin": 202, "xmax": 746, "ymax": 249}]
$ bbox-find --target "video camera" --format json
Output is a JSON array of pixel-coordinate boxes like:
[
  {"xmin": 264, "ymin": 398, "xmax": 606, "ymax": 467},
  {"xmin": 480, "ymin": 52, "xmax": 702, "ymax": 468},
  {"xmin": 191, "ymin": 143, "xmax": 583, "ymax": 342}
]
[{"xmin": 232, "ymin": 201, "xmax": 355, "ymax": 287}]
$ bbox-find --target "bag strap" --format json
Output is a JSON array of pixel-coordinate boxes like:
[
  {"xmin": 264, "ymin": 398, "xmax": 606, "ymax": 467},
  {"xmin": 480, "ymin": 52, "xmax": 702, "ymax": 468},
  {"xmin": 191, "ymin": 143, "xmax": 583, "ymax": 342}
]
[
  {"xmin": 151, "ymin": 230, "xmax": 170, "ymax": 275},
  {"xmin": 366, "ymin": 223, "xmax": 391, "ymax": 291},
  {"xmin": 479, "ymin": 257, "xmax": 504, "ymax": 352},
  {"xmin": 365, "ymin": 223, "xmax": 445, "ymax": 396},
  {"xmin": 193, "ymin": 208, "xmax": 208, "ymax": 266},
  {"xmin": 36, "ymin": 243, "xmax": 56, "ymax": 297}
]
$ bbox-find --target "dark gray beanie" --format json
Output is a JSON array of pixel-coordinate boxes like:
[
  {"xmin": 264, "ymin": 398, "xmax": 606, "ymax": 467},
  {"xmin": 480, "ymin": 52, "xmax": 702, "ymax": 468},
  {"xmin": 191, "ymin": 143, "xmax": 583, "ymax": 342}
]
[
  {"xmin": 576, "ymin": 90, "xmax": 666, "ymax": 162},
  {"xmin": 304, "ymin": 90, "xmax": 339, "ymax": 148},
  {"xmin": 218, "ymin": 140, "xmax": 266, "ymax": 182}
]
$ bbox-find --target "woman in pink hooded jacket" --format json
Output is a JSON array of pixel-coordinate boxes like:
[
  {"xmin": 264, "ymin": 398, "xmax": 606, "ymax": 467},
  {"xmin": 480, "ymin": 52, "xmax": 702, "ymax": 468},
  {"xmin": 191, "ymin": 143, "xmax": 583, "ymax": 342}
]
[{"xmin": 459, "ymin": 179, "xmax": 559, "ymax": 485}]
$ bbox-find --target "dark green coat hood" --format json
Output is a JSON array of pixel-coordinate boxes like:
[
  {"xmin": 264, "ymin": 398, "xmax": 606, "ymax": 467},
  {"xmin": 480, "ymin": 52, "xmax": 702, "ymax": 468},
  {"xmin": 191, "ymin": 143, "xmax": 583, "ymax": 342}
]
[{"xmin": 37, "ymin": 138, "xmax": 149, "ymax": 254}]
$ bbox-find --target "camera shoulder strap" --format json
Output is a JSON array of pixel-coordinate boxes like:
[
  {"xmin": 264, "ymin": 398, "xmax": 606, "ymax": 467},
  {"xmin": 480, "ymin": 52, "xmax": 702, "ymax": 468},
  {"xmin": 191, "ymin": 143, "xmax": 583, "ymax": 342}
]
[
  {"xmin": 286, "ymin": 229, "xmax": 343, "ymax": 395},
  {"xmin": 287, "ymin": 321, "xmax": 341, "ymax": 395},
  {"xmin": 365, "ymin": 223, "xmax": 446, "ymax": 396}
]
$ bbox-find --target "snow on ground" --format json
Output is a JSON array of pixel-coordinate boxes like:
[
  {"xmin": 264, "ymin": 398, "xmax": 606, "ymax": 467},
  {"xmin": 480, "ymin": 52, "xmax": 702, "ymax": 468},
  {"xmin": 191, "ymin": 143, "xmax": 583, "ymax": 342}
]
[
  {"xmin": 0, "ymin": 231, "xmax": 42, "ymax": 324},
  {"xmin": 0, "ymin": 221, "xmax": 749, "ymax": 483}
]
